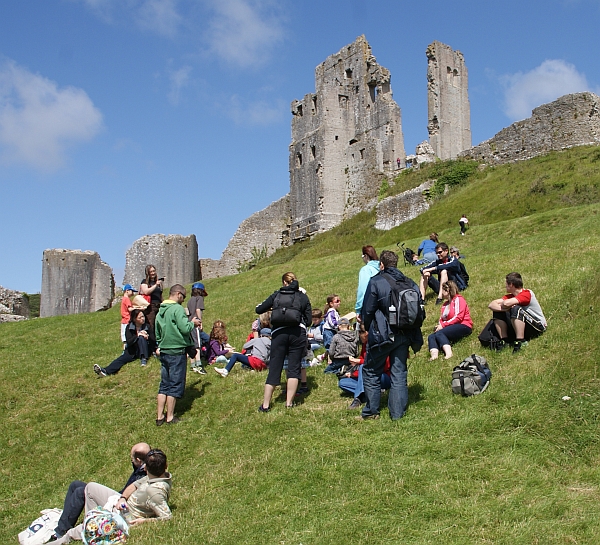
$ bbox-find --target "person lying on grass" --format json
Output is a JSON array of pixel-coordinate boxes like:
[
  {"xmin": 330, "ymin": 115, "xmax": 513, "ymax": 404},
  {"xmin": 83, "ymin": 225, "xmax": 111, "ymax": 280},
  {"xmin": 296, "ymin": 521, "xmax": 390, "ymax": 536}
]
[{"xmin": 52, "ymin": 449, "xmax": 172, "ymax": 544}]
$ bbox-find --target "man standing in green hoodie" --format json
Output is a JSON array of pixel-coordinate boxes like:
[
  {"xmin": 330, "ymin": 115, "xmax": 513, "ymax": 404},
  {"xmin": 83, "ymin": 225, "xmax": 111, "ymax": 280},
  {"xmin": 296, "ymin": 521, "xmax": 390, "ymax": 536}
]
[{"xmin": 155, "ymin": 284, "xmax": 200, "ymax": 425}]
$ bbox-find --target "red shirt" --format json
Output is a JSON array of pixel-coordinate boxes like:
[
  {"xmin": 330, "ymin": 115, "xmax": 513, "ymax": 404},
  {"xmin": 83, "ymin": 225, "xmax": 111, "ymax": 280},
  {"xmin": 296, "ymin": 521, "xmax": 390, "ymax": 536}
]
[
  {"xmin": 120, "ymin": 295, "xmax": 133, "ymax": 324},
  {"xmin": 503, "ymin": 289, "xmax": 531, "ymax": 306}
]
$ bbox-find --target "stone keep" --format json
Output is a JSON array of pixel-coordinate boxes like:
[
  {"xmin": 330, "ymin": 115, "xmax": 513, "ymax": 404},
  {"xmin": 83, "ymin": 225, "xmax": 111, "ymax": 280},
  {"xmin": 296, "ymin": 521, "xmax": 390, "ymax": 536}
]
[
  {"xmin": 123, "ymin": 234, "xmax": 199, "ymax": 288},
  {"xmin": 289, "ymin": 35, "xmax": 405, "ymax": 241},
  {"xmin": 40, "ymin": 249, "xmax": 115, "ymax": 317},
  {"xmin": 460, "ymin": 92, "xmax": 600, "ymax": 164},
  {"xmin": 427, "ymin": 41, "xmax": 471, "ymax": 160},
  {"xmin": 0, "ymin": 285, "xmax": 30, "ymax": 321}
]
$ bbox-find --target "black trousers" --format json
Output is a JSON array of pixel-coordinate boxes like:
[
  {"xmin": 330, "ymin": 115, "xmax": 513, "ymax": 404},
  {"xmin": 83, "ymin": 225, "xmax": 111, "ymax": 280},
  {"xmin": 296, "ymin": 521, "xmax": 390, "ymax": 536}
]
[{"xmin": 265, "ymin": 326, "xmax": 307, "ymax": 385}]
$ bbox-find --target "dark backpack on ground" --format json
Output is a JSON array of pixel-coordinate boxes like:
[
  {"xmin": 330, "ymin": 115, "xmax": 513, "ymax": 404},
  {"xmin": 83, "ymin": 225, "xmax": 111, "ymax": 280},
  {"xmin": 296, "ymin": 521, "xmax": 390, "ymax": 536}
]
[
  {"xmin": 271, "ymin": 289, "xmax": 302, "ymax": 327},
  {"xmin": 451, "ymin": 354, "xmax": 492, "ymax": 396},
  {"xmin": 381, "ymin": 272, "xmax": 425, "ymax": 330}
]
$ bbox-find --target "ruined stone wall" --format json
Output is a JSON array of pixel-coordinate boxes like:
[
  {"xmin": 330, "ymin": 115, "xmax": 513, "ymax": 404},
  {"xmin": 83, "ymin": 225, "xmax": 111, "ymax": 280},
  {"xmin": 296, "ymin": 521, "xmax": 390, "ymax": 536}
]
[
  {"xmin": 0, "ymin": 286, "xmax": 30, "ymax": 320},
  {"xmin": 40, "ymin": 249, "xmax": 115, "ymax": 318},
  {"xmin": 375, "ymin": 181, "xmax": 434, "ymax": 231},
  {"xmin": 427, "ymin": 41, "xmax": 471, "ymax": 160},
  {"xmin": 200, "ymin": 195, "xmax": 291, "ymax": 279},
  {"xmin": 460, "ymin": 92, "xmax": 600, "ymax": 164},
  {"xmin": 289, "ymin": 35, "xmax": 405, "ymax": 242},
  {"xmin": 123, "ymin": 234, "xmax": 199, "ymax": 288}
]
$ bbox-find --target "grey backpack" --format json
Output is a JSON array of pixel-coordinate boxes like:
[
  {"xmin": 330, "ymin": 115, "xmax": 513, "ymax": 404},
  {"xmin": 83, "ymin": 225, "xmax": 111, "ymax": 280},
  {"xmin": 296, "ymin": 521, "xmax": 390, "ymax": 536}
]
[{"xmin": 451, "ymin": 354, "xmax": 492, "ymax": 396}]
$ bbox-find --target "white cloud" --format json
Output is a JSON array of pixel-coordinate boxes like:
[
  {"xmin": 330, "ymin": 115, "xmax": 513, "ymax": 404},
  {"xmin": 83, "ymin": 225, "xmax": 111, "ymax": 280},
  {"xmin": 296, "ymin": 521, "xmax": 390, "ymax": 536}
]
[
  {"xmin": 74, "ymin": 0, "xmax": 182, "ymax": 37},
  {"xmin": 0, "ymin": 61, "xmax": 103, "ymax": 171},
  {"xmin": 137, "ymin": 0, "xmax": 182, "ymax": 37},
  {"xmin": 225, "ymin": 95, "xmax": 286, "ymax": 125},
  {"xmin": 204, "ymin": 0, "xmax": 285, "ymax": 67},
  {"xmin": 168, "ymin": 65, "xmax": 192, "ymax": 105},
  {"xmin": 502, "ymin": 60, "xmax": 590, "ymax": 121}
]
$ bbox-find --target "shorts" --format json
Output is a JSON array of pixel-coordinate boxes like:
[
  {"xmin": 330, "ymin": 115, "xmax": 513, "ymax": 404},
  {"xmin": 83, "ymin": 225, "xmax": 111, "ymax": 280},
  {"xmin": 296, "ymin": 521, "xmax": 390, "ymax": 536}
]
[{"xmin": 158, "ymin": 352, "xmax": 187, "ymax": 398}]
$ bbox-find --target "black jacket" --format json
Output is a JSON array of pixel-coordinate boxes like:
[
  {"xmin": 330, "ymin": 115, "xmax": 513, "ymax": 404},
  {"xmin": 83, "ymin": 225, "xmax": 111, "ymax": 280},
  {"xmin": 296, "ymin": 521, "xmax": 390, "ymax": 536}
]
[
  {"xmin": 362, "ymin": 267, "xmax": 423, "ymax": 352},
  {"xmin": 255, "ymin": 280, "xmax": 312, "ymax": 328},
  {"xmin": 124, "ymin": 322, "xmax": 156, "ymax": 356}
]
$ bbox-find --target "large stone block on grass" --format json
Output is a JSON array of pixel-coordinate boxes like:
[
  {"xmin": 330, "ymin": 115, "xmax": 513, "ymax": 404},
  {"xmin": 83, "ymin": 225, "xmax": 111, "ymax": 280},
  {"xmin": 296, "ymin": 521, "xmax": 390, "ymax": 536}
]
[{"xmin": 40, "ymin": 249, "xmax": 115, "ymax": 317}]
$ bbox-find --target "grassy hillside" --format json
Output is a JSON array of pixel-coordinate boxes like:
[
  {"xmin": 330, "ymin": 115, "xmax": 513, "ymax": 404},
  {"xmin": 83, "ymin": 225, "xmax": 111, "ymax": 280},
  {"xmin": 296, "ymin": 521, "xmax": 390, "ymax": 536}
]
[{"xmin": 2, "ymin": 147, "xmax": 600, "ymax": 544}]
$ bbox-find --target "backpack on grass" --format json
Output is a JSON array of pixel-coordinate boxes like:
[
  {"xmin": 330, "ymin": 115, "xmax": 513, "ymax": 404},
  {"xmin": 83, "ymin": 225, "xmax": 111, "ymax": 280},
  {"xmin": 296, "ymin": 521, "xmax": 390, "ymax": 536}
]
[
  {"xmin": 18, "ymin": 509, "xmax": 63, "ymax": 545},
  {"xmin": 451, "ymin": 354, "xmax": 492, "ymax": 396},
  {"xmin": 478, "ymin": 319, "xmax": 506, "ymax": 350},
  {"xmin": 381, "ymin": 273, "xmax": 425, "ymax": 330}
]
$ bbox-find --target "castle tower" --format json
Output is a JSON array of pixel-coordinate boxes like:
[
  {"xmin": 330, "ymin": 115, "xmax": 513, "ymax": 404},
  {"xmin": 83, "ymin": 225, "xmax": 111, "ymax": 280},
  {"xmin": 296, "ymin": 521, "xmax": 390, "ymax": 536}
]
[
  {"xmin": 289, "ymin": 35, "xmax": 405, "ymax": 241},
  {"xmin": 427, "ymin": 41, "xmax": 471, "ymax": 160}
]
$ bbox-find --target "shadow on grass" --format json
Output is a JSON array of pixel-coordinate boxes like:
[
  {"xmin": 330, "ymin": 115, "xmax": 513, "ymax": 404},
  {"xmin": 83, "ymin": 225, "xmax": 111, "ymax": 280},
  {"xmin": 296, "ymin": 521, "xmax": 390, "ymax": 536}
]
[{"xmin": 177, "ymin": 379, "xmax": 209, "ymax": 416}]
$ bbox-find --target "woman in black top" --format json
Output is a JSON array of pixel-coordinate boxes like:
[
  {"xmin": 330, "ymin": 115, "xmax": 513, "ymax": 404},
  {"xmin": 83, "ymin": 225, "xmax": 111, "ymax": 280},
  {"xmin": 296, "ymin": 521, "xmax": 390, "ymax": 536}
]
[
  {"xmin": 256, "ymin": 272, "xmax": 312, "ymax": 411},
  {"xmin": 140, "ymin": 264, "xmax": 163, "ymax": 330}
]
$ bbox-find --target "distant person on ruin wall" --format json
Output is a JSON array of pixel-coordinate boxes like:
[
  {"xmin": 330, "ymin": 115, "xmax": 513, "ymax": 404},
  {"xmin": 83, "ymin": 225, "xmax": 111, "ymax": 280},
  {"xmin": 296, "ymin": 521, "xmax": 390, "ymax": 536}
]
[
  {"xmin": 396, "ymin": 157, "xmax": 401, "ymax": 169},
  {"xmin": 140, "ymin": 264, "xmax": 163, "ymax": 331}
]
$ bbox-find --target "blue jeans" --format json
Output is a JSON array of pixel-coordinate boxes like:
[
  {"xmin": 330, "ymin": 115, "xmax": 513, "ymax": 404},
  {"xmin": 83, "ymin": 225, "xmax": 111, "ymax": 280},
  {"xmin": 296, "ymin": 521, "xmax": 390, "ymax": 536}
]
[
  {"xmin": 427, "ymin": 324, "xmax": 472, "ymax": 351},
  {"xmin": 225, "ymin": 352, "xmax": 249, "ymax": 372},
  {"xmin": 362, "ymin": 333, "xmax": 410, "ymax": 420},
  {"xmin": 338, "ymin": 366, "xmax": 391, "ymax": 398}
]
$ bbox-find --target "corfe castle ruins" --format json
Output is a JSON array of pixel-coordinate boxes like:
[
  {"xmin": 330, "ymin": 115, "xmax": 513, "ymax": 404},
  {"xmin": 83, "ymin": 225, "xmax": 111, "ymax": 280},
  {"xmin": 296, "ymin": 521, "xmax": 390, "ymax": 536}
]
[{"xmin": 6, "ymin": 36, "xmax": 600, "ymax": 319}]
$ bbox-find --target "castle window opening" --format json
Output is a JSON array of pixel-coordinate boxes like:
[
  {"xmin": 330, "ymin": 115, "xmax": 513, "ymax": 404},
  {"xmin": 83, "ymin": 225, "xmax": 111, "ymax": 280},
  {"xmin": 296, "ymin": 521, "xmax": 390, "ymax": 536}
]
[
  {"xmin": 298, "ymin": 104, "xmax": 303, "ymax": 116},
  {"xmin": 312, "ymin": 96, "xmax": 318, "ymax": 115},
  {"xmin": 311, "ymin": 145, "xmax": 316, "ymax": 159},
  {"xmin": 349, "ymin": 138, "xmax": 358, "ymax": 145},
  {"xmin": 338, "ymin": 95, "xmax": 348, "ymax": 109},
  {"xmin": 345, "ymin": 68, "xmax": 353, "ymax": 79},
  {"xmin": 296, "ymin": 152, "xmax": 303, "ymax": 167},
  {"xmin": 368, "ymin": 83, "xmax": 377, "ymax": 102},
  {"xmin": 360, "ymin": 148, "xmax": 365, "ymax": 159},
  {"xmin": 335, "ymin": 135, "xmax": 339, "ymax": 141}
]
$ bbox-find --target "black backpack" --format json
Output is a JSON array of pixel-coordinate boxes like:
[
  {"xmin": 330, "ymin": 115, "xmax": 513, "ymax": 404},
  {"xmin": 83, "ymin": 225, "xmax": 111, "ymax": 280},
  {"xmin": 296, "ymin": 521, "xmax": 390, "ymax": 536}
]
[
  {"xmin": 381, "ymin": 272, "xmax": 425, "ymax": 330},
  {"xmin": 270, "ymin": 289, "xmax": 303, "ymax": 327}
]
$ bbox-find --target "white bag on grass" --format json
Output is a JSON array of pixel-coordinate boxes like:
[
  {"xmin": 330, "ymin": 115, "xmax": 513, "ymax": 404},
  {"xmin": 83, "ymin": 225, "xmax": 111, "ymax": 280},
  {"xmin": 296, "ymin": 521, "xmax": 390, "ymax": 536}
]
[{"xmin": 18, "ymin": 508, "xmax": 62, "ymax": 545}]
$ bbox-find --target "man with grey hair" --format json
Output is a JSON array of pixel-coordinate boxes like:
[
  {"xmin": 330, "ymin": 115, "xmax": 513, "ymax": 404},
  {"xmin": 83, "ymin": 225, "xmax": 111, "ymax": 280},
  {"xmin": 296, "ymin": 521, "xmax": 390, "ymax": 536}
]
[{"xmin": 155, "ymin": 284, "xmax": 200, "ymax": 425}]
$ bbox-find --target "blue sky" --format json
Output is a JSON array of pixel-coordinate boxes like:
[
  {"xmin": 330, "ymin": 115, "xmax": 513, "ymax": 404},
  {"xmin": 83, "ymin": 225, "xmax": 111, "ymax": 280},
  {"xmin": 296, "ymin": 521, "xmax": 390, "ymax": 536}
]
[{"xmin": 1, "ymin": 0, "xmax": 599, "ymax": 293}]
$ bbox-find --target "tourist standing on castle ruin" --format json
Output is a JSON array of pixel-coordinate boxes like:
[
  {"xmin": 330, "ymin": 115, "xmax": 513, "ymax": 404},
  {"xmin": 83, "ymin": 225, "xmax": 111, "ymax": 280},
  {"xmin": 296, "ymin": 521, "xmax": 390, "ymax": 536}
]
[
  {"xmin": 256, "ymin": 272, "xmax": 312, "ymax": 411},
  {"xmin": 155, "ymin": 284, "xmax": 200, "ymax": 425},
  {"xmin": 140, "ymin": 265, "xmax": 163, "ymax": 330},
  {"xmin": 355, "ymin": 246, "xmax": 380, "ymax": 319}
]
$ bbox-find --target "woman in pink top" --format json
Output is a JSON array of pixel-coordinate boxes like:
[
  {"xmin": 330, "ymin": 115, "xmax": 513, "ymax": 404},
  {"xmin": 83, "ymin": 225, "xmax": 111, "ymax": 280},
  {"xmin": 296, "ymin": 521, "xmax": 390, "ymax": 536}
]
[{"xmin": 428, "ymin": 280, "xmax": 473, "ymax": 360}]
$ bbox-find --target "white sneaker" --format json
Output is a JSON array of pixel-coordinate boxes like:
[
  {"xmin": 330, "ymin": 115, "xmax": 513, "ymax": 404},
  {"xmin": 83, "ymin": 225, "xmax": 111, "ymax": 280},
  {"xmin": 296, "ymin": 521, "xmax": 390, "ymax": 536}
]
[{"xmin": 214, "ymin": 367, "xmax": 229, "ymax": 377}]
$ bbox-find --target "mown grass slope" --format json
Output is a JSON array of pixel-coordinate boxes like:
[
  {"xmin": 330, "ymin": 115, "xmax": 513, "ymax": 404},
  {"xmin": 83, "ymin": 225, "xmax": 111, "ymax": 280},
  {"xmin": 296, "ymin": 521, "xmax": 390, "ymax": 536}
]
[{"xmin": 2, "ymin": 147, "xmax": 600, "ymax": 544}]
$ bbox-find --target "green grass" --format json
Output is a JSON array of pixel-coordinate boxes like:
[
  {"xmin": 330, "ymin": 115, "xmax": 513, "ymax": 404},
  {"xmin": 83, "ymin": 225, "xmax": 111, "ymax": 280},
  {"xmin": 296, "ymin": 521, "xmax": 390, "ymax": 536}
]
[{"xmin": 2, "ymin": 147, "xmax": 600, "ymax": 544}]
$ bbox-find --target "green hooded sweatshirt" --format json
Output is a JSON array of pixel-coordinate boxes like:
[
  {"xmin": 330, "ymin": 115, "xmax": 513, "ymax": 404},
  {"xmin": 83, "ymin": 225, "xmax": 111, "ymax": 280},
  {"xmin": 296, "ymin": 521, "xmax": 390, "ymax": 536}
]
[{"xmin": 155, "ymin": 299, "xmax": 194, "ymax": 354}]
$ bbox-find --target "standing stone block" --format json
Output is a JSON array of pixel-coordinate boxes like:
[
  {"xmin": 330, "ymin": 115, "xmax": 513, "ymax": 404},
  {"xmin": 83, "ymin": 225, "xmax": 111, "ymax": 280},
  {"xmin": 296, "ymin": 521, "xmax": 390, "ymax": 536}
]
[
  {"xmin": 123, "ymin": 234, "xmax": 199, "ymax": 288},
  {"xmin": 40, "ymin": 249, "xmax": 115, "ymax": 318},
  {"xmin": 375, "ymin": 181, "xmax": 434, "ymax": 230},
  {"xmin": 427, "ymin": 41, "xmax": 471, "ymax": 160}
]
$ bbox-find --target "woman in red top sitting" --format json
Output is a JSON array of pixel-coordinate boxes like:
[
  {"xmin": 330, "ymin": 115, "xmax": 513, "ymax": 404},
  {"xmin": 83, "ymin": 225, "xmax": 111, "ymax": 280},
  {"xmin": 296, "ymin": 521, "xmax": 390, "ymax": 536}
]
[{"xmin": 428, "ymin": 280, "xmax": 473, "ymax": 360}]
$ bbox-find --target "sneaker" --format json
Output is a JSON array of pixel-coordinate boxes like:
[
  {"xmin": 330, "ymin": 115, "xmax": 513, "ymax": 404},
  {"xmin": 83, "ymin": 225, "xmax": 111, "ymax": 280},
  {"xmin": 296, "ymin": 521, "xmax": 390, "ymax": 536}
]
[
  {"xmin": 311, "ymin": 357, "xmax": 320, "ymax": 366},
  {"xmin": 214, "ymin": 367, "xmax": 229, "ymax": 377},
  {"xmin": 166, "ymin": 416, "xmax": 182, "ymax": 424},
  {"xmin": 355, "ymin": 414, "xmax": 379, "ymax": 420},
  {"xmin": 492, "ymin": 340, "xmax": 507, "ymax": 352},
  {"xmin": 258, "ymin": 405, "xmax": 271, "ymax": 413},
  {"xmin": 435, "ymin": 298, "xmax": 443, "ymax": 305},
  {"xmin": 512, "ymin": 340, "xmax": 528, "ymax": 353},
  {"xmin": 297, "ymin": 386, "xmax": 309, "ymax": 394},
  {"xmin": 93, "ymin": 364, "xmax": 107, "ymax": 377},
  {"xmin": 156, "ymin": 417, "xmax": 165, "ymax": 427},
  {"xmin": 140, "ymin": 358, "xmax": 147, "ymax": 367},
  {"xmin": 348, "ymin": 398, "xmax": 362, "ymax": 410},
  {"xmin": 192, "ymin": 365, "xmax": 207, "ymax": 375}
]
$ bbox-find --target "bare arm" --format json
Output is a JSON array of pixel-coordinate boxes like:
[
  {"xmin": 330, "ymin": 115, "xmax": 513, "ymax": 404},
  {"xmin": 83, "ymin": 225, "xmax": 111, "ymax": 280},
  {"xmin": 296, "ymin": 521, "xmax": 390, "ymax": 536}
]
[{"xmin": 489, "ymin": 297, "xmax": 518, "ymax": 311}]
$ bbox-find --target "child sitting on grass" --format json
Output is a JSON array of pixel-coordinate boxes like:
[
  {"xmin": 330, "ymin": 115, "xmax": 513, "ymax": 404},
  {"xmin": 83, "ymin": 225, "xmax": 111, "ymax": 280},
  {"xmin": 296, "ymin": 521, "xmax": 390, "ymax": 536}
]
[
  {"xmin": 214, "ymin": 328, "xmax": 271, "ymax": 377},
  {"xmin": 324, "ymin": 317, "xmax": 359, "ymax": 374},
  {"xmin": 206, "ymin": 326, "xmax": 234, "ymax": 365}
]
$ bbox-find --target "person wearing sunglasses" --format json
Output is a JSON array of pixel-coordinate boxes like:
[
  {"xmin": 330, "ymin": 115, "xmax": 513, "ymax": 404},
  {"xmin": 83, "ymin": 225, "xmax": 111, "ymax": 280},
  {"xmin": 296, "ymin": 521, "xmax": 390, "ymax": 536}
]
[{"xmin": 419, "ymin": 242, "xmax": 468, "ymax": 304}]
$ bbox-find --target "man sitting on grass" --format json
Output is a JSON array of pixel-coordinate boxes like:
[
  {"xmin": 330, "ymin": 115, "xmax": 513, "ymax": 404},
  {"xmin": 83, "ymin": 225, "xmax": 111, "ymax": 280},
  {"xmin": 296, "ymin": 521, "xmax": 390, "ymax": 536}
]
[
  {"xmin": 419, "ymin": 242, "xmax": 468, "ymax": 304},
  {"xmin": 53, "ymin": 449, "xmax": 172, "ymax": 543},
  {"xmin": 488, "ymin": 272, "xmax": 547, "ymax": 353}
]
